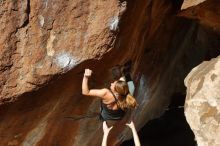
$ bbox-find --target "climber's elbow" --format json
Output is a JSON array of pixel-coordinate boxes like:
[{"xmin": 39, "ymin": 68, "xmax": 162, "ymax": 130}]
[{"xmin": 82, "ymin": 90, "xmax": 90, "ymax": 96}]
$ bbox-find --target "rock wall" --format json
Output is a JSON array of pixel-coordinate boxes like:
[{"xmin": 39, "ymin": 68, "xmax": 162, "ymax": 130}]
[
  {"xmin": 0, "ymin": 0, "xmax": 123, "ymax": 102},
  {"xmin": 0, "ymin": 0, "xmax": 220, "ymax": 146},
  {"xmin": 179, "ymin": 0, "xmax": 220, "ymax": 33},
  {"xmin": 184, "ymin": 55, "xmax": 220, "ymax": 146}
]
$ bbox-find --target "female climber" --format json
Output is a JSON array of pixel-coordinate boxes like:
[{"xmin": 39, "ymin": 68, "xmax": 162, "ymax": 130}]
[
  {"xmin": 82, "ymin": 68, "xmax": 141, "ymax": 146},
  {"xmin": 82, "ymin": 68, "xmax": 137, "ymax": 120}
]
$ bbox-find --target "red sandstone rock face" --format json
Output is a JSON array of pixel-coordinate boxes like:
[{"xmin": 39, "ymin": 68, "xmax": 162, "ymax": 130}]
[
  {"xmin": 0, "ymin": 0, "xmax": 123, "ymax": 102},
  {"xmin": 0, "ymin": 0, "xmax": 220, "ymax": 146},
  {"xmin": 179, "ymin": 0, "xmax": 220, "ymax": 32}
]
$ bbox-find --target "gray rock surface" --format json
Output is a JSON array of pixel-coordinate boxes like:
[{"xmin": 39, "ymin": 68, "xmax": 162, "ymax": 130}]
[{"xmin": 185, "ymin": 55, "xmax": 220, "ymax": 146}]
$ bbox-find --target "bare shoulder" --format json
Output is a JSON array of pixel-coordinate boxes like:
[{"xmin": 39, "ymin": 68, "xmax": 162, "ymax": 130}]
[
  {"xmin": 102, "ymin": 88, "xmax": 110, "ymax": 92},
  {"xmin": 102, "ymin": 88, "xmax": 117, "ymax": 104},
  {"xmin": 102, "ymin": 88, "xmax": 115, "ymax": 101}
]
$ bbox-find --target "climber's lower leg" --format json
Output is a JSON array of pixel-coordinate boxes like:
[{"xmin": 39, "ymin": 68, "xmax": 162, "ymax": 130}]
[{"xmin": 121, "ymin": 60, "xmax": 135, "ymax": 96}]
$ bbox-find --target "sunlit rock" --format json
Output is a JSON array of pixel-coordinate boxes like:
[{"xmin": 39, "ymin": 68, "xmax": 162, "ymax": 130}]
[
  {"xmin": 181, "ymin": 0, "xmax": 207, "ymax": 10},
  {"xmin": 0, "ymin": 0, "xmax": 119, "ymax": 101},
  {"xmin": 184, "ymin": 55, "xmax": 220, "ymax": 146}
]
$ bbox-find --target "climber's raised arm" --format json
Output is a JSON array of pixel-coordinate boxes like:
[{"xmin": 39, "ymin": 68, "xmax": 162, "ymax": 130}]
[
  {"xmin": 102, "ymin": 121, "xmax": 113, "ymax": 146},
  {"xmin": 82, "ymin": 69, "xmax": 108, "ymax": 98},
  {"xmin": 126, "ymin": 121, "xmax": 141, "ymax": 146}
]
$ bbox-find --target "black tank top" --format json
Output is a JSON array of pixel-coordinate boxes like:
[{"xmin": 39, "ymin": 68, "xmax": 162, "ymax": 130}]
[{"xmin": 100, "ymin": 89, "xmax": 126, "ymax": 120}]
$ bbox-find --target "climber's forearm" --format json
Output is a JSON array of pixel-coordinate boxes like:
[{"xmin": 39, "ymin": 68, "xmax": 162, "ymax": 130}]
[
  {"xmin": 82, "ymin": 76, "xmax": 90, "ymax": 95},
  {"xmin": 130, "ymin": 126, "xmax": 141, "ymax": 146},
  {"xmin": 126, "ymin": 121, "xmax": 141, "ymax": 146},
  {"xmin": 102, "ymin": 121, "xmax": 113, "ymax": 146},
  {"xmin": 101, "ymin": 132, "xmax": 109, "ymax": 146}
]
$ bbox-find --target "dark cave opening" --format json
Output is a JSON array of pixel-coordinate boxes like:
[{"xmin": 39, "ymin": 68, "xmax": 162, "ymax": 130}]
[{"xmin": 121, "ymin": 92, "xmax": 196, "ymax": 146}]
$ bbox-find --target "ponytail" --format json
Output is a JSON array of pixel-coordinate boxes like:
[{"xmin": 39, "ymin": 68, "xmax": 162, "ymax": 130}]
[
  {"xmin": 117, "ymin": 94, "xmax": 138, "ymax": 111},
  {"xmin": 114, "ymin": 80, "xmax": 138, "ymax": 111},
  {"xmin": 126, "ymin": 94, "xmax": 138, "ymax": 109}
]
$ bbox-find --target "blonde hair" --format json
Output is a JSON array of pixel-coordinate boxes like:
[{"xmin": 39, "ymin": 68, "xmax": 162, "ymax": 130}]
[{"xmin": 114, "ymin": 80, "xmax": 138, "ymax": 111}]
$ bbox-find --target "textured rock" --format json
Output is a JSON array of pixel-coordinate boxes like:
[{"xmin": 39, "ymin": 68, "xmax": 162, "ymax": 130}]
[
  {"xmin": 184, "ymin": 55, "xmax": 220, "ymax": 146},
  {"xmin": 181, "ymin": 0, "xmax": 207, "ymax": 10},
  {"xmin": 0, "ymin": 0, "xmax": 220, "ymax": 146},
  {"xmin": 0, "ymin": 0, "xmax": 122, "ymax": 102},
  {"xmin": 179, "ymin": 0, "xmax": 220, "ymax": 32}
]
